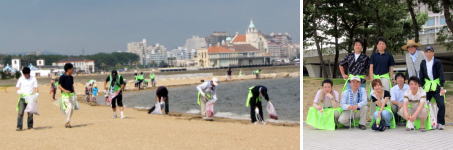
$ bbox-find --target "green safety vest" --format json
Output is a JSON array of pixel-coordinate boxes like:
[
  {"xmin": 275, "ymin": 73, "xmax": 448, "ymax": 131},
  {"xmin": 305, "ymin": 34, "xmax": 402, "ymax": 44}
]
[
  {"xmin": 245, "ymin": 86, "xmax": 262, "ymax": 107},
  {"xmin": 60, "ymin": 92, "xmax": 75, "ymax": 112},
  {"xmin": 197, "ymin": 92, "xmax": 212, "ymax": 105},
  {"xmin": 306, "ymin": 107, "xmax": 343, "ymax": 130},
  {"xmin": 138, "ymin": 75, "xmax": 145, "ymax": 80},
  {"xmin": 423, "ymin": 78, "xmax": 440, "ymax": 92},
  {"xmin": 109, "ymin": 74, "xmax": 123, "ymax": 92},
  {"xmin": 407, "ymin": 103, "xmax": 433, "ymax": 130},
  {"xmin": 16, "ymin": 94, "xmax": 31, "ymax": 112},
  {"xmin": 150, "ymin": 73, "xmax": 156, "ymax": 80}
]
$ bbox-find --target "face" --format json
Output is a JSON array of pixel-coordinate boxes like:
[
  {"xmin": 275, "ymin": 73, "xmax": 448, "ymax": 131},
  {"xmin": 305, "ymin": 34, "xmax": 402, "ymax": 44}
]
[
  {"xmin": 24, "ymin": 74, "xmax": 30, "ymax": 79},
  {"xmin": 373, "ymin": 83, "xmax": 383, "ymax": 92},
  {"xmin": 350, "ymin": 80, "xmax": 360, "ymax": 90},
  {"xmin": 424, "ymin": 50, "xmax": 434, "ymax": 60},
  {"xmin": 67, "ymin": 68, "xmax": 74, "ymax": 75},
  {"xmin": 396, "ymin": 76, "xmax": 405, "ymax": 85},
  {"xmin": 377, "ymin": 41, "xmax": 386, "ymax": 52},
  {"xmin": 353, "ymin": 42, "xmax": 363, "ymax": 53},
  {"xmin": 322, "ymin": 83, "xmax": 332, "ymax": 93},
  {"xmin": 408, "ymin": 46, "xmax": 417, "ymax": 54},
  {"xmin": 409, "ymin": 80, "xmax": 419, "ymax": 92}
]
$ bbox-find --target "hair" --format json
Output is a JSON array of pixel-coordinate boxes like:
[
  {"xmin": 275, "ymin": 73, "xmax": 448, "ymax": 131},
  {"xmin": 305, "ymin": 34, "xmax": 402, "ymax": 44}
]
[
  {"xmin": 321, "ymin": 79, "xmax": 333, "ymax": 88},
  {"xmin": 408, "ymin": 76, "xmax": 421, "ymax": 86},
  {"xmin": 353, "ymin": 39, "xmax": 363, "ymax": 46},
  {"xmin": 395, "ymin": 73, "xmax": 406, "ymax": 80},
  {"xmin": 371, "ymin": 79, "xmax": 383, "ymax": 89},
  {"xmin": 64, "ymin": 63, "xmax": 73, "ymax": 72},
  {"xmin": 376, "ymin": 37, "xmax": 386, "ymax": 45},
  {"xmin": 22, "ymin": 67, "xmax": 31, "ymax": 75}
]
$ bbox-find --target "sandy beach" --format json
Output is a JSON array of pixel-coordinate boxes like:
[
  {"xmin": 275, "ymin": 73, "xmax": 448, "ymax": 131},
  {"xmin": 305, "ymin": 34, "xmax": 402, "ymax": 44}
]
[{"xmin": 0, "ymin": 73, "xmax": 300, "ymax": 150}]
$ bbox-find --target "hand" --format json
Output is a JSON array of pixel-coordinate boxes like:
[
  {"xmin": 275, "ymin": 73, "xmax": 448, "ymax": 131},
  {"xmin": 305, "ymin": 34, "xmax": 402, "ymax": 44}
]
[
  {"xmin": 316, "ymin": 105, "xmax": 323, "ymax": 111},
  {"xmin": 200, "ymin": 93, "xmax": 206, "ymax": 98},
  {"xmin": 342, "ymin": 74, "xmax": 349, "ymax": 79},
  {"xmin": 440, "ymin": 89, "xmax": 447, "ymax": 96},
  {"xmin": 325, "ymin": 93, "xmax": 334, "ymax": 99}
]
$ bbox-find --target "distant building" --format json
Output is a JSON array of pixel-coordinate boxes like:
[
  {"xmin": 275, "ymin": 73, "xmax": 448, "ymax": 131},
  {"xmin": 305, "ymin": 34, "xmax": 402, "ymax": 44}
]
[
  {"xmin": 12, "ymin": 59, "xmax": 21, "ymax": 71},
  {"xmin": 127, "ymin": 39, "xmax": 168, "ymax": 65},
  {"xmin": 206, "ymin": 44, "xmax": 271, "ymax": 68},
  {"xmin": 206, "ymin": 32, "xmax": 229, "ymax": 47},
  {"xmin": 53, "ymin": 58, "xmax": 95, "ymax": 73},
  {"xmin": 231, "ymin": 20, "xmax": 269, "ymax": 53},
  {"xmin": 184, "ymin": 36, "xmax": 207, "ymax": 50}
]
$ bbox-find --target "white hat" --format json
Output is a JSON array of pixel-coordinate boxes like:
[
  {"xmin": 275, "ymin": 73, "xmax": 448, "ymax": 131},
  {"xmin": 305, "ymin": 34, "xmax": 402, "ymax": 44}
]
[
  {"xmin": 350, "ymin": 76, "xmax": 361, "ymax": 82},
  {"xmin": 211, "ymin": 77, "xmax": 219, "ymax": 86}
]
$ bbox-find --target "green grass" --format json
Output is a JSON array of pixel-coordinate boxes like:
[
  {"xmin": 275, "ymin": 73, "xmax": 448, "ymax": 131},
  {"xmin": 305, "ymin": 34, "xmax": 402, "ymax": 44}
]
[{"xmin": 0, "ymin": 84, "xmax": 13, "ymax": 87}]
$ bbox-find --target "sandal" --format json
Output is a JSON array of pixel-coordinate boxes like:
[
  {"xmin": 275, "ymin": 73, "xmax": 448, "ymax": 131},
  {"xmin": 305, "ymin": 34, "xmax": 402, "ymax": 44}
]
[{"xmin": 419, "ymin": 128, "xmax": 426, "ymax": 132}]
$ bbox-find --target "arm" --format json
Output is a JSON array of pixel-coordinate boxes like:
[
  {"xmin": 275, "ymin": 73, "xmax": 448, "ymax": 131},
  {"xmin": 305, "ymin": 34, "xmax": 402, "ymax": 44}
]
[
  {"xmin": 339, "ymin": 55, "xmax": 349, "ymax": 79},
  {"xmin": 369, "ymin": 64, "xmax": 374, "ymax": 79},
  {"xmin": 332, "ymin": 91, "xmax": 340, "ymax": 108},
  {"xmin": 389, "ymin": 66, "xmax": 394, "ymax": 80},
  {"xmin": 196, "ymin": 82, "xmax": 207, "ymax": 96},
  {"xmin": 33, "ymin": 78, "xmax": 39, "ymax": 93},
  {"xmin": 313, "ymin": 90, "xmax": 323, "ymax": 110},
  {"xmin": 357, "ymin": 88, "xmax": 368, "ymax": 109},
  {"xmin": 439, "ymin": 61, "xmax": 445, "ymax": 87},
  {"xmin": 340, "ymin": 91, "xmax": 350, "ymax": 110},
  {"xmin": 58, "ymin": 84, "xmax": 71, "ymax": 93},
  {"xmin": 339, "ymin": 66, "xmax": 348, "ymax": 79},
  {"xmin": 412, "ymin": 101, "xmax": 424, "ymax": 119}
]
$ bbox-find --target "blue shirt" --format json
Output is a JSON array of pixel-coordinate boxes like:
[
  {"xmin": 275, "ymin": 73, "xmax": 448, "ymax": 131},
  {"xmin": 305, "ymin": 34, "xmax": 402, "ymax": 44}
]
[
  {"xmin": 390, "ymin": 84, "xmax": 409, "ymax": 103},
  {"xmin": 341, "ymin": 87, "xmax": 368, "ymax": 110},
  {"xmin": 409, "ymin": 51, "xmax": 417, "ymax": 63},
  {"xmin": 370, "ymin": 51, "xmax": 395, "ymax": 75}
]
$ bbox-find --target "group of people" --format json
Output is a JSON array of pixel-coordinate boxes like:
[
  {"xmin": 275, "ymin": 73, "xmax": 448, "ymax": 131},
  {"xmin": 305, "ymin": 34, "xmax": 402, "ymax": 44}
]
[
  {"xmin": 307, "ymin": 38, "xmax": 446, "ymax": 132},
  {"xmin": 15, "ymin": 63, "xmax": 275, "ymax": 131},
  {"xmin": 134, "ymin": 72, "xmax": 156, "ymax": 90}
]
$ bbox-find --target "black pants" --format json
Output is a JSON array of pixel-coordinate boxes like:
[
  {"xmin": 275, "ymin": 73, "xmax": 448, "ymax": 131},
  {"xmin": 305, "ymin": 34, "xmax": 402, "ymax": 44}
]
[
  {"xmin": 427, "ymin": 90, "xmax": 445, "ymax": 125},
  {"xmin": 111, "ymin": 93, "xmax": 123, "ymax": 108},
  {"xmin": 249, "ymin": 99, "xmax": 264, "ymax": 123},
  {"xmin": 17, "ymin": 98, "xmax": 33, "ymax": 129}
]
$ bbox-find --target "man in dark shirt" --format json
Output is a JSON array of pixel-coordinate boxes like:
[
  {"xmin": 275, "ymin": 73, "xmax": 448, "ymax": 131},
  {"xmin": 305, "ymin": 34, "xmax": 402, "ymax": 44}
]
[
  {"xmin": 104, "ymin": 70, "xmax": 126, "ymax": 119},
  {"xmin": 339, "ymin": 39, "xmax": 370, "ymax": 91},
  {"xmin": 227, "ymin": 68, "xmax": 232, "ymax": 80},
  {"xmin": 148, "ymin": 86, "xmax": 169, "ymax": 114},
  {"xmin": 370, "ymin": 38, "xmax": 395, "ymax": 91},
  {"xmin": 58, "ymin": 63, "xmax": 76, "ymax": 128},
  {"xmin": 245, "ymin": 85, "xmax": 271, "ymax": 123}
]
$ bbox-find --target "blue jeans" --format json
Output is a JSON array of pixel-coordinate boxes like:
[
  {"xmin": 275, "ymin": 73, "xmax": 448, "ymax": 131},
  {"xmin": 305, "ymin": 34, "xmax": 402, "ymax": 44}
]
[{"xmin": 373, "ymin": 110, "xmax": 393, "ymax": 127}]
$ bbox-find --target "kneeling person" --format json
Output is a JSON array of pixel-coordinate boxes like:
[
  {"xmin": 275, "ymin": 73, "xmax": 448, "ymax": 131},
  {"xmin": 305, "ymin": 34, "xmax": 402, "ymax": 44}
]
[{"xmin": 338, "ymin": 76, "xmax": 368, "ymax": 130}]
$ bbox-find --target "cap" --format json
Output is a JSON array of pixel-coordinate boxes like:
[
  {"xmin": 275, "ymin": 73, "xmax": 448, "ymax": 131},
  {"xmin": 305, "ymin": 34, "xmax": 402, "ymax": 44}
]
[
  {"xmin": 211, "ymin": 77, "xmax": 219, "ymax": 86},
  {"xmin": 350, "ymin": 76, "xmax": 361, "ymax": 82}
]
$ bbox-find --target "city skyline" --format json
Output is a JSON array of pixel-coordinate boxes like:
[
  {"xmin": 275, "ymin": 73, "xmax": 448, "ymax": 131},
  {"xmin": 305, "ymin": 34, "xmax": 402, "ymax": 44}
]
[{"xmin": 0, "ymin": 0, "xmax": 299, "ymax": 55}]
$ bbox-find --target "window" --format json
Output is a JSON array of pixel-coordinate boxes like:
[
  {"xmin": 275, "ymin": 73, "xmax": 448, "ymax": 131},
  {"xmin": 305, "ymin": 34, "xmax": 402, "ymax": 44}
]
[
  {"xmin": 440, "ymin": 17, "xmax": 446, "ymax": 25},
  {"xmin": 425, "ymin": 17, "xmax": 435, "ymax": 26}
]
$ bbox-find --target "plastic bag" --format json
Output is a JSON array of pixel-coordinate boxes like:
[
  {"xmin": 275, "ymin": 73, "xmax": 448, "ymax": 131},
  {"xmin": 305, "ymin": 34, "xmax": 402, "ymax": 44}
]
[
  {"xmin": 205, "ymin": 101, "xmax": 215, "ymax": 118},
  {"xmin": 105, "ymin": 91, "xmax": 118, "ymax": 105},
  {"xmin": 24, "ymin": 93, "xmax": 39, "ymax": 114},
  {"xmin": 72, "ymin": 94, "xmax": 80, "ymax": 110},
  {"xmin": 266, "ymin": 101, "xmax": 278, "ymax": 120},
  {"xmin": 151, "ymin": 102, "xmax": 163, "ymax": 114},
  {"xmin": 429, "ymin": 102, "xmax": 438, "ymax": 128}
]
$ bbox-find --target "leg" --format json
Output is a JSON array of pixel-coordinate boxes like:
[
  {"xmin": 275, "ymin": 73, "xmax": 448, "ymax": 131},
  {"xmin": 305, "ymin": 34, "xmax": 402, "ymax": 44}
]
[
  {"xmin": 381, "ymin": 110, "xmax": 393, "ymax": 127},
  {"xmin": 117, "ymin": 94, "xmax": 124, "ymax": 118},
  {"xmin": 164, "ymin": 97, "xmax": 169, "ymax": 114},
  {"xmin": 64, "ymin": 99, "xmax": 73, "ymax": 124},
  {"xmin": 418, "ymin": 107, "xmax": 428, "ymax": 129},
  {"xmin": 358, "ymin": 106, "xmax": 368, "ymax": 126},
  {"xmin": 17, "ymin": 98, "xmax": 26, "ymax": 129},
  {"xmin": 338, "ymin": 110, "xmax": 351, "ymax": 126},
  {"xmin": 434, "ymin": 93, "xmax": 445, "ymax": 125},
  {"xmin": 200, "ymin": 97, "xmax": 207, "ymax": 116},
  {"xmin": 27, "ymin": 112, "xmax": 34, "ymax": 129},
  {"xmin": 257, "ymin": 101, "xmax": 264, "ymax": 122},
  {"xmin": 333, "ymin": 110, "xmax": 340, "ymax": 124},
  {"xmin": 249, "ymin": 101, "xmax": 257, "ymax": 123}
]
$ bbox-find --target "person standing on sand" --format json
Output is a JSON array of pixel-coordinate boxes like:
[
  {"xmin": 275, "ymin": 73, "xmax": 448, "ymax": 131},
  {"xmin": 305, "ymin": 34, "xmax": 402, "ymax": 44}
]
[
  {"xmin": 150, "ymin": 72, "xmax": 156, "ymax": 87},
  {"xmin": 58, "ymin": 63, "xmax": 76, "ymax": 128},
  {"xmin": 15, "ymin": 67, "xmax": 38, "ymax": 131},
  {"xmin": 253, "ymin": 69, "xmax": 262, "ymax": 79},
  {"xmin": 104, "ymin": 70, "xmax": 126, "ymax": 119},
  {"xmin": 245, "ymin": 85, "xmax": 271, "ymax": 123},
  {"xmin": 196, "ymin": 78, "xmax": 219, "ymax": 120},
  {"xmin": 148, "ymin": 86, "xmax": 169, "ymax": 114},
  {"xmin": 227, "ymin": 68, "xmax": 232, "ymax": 80},
  {"xmin": 50, "ymin": 77, "xmax": 58, "ymax": 100}
]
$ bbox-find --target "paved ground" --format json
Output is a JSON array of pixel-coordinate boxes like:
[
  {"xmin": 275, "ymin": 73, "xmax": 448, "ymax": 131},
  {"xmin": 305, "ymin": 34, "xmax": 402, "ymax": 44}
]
[{"xmin": 304, "ymin": 124, "xmax": 453, "ymax": 150}]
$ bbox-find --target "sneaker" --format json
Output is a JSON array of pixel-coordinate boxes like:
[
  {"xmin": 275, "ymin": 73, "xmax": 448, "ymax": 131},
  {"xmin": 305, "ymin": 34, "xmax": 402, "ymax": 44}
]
[
  {"xmin": 420, "ymin": 128, "xmax": 426, "ymax": 132},
  {"xmin": 406, "ymin": 128, "xmax": 411, "ymax": 131},
  {"xmin": 439, "ymin": 124, "xmax": 445, "ymax": 130},
  {"xmin": 120, "ymin": 114, "xmax": 125, "ymax": 119},
  {"xmin": 112, "ymin": 114, "xmax": 117, "ymax": 119},
  {"xmin": 65, "ymin": 122, "xmax": 72, "ymax": 128},
  {"xmin": 358, "ymin": 125, "xmax": 366, "ymax": 130},
  {"xmin": 16, "ymin": 128, "xmax": 22, "ymax": 131}
]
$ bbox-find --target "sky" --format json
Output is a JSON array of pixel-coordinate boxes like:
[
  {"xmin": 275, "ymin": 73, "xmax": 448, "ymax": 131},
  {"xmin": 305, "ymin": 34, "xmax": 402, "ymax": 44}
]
[{"xmin": 0, "ymin": 0, "xmax": 299, "ymax": 55}]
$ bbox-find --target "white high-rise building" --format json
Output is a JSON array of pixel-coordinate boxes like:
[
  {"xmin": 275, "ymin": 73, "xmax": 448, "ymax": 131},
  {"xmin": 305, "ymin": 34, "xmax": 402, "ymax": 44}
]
[{"xmin": 128, "ymin": 39, "xmax": 168, "ymax": 65}]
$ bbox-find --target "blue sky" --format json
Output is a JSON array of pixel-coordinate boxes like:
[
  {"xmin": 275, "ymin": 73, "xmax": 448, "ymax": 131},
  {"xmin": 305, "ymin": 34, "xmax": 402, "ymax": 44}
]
[{"xmin": 0, "ymin": 0, "xmax": 299, "ymax": 55}]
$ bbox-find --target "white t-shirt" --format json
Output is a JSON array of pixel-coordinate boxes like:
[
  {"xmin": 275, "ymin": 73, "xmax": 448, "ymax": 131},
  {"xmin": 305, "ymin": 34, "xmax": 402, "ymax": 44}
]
[
  {"xmin": 354, "ymin": 53, "xmax": 360, "ymax": 61},
  {"xmin": 403, "ymin": 87, "xmax": 426, "ymax": 104},
  {"xmin": 16, "ymin": 76, "xmax": 38, "ymax": 95},
  {"xmin": 426, "ymin": 58, "xmax": 434, "ymax": 80}
]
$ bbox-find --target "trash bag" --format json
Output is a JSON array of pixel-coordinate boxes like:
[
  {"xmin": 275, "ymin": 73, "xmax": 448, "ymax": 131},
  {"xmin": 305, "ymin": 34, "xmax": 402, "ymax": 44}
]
[
  {"xmin": 206, "ymin": 101, "xmax": 215, "ymax": 118},
  {"xmin": 151, "ymin": 102, "xmax": 162, "ymax": 114},
  {"xmin": 429, "ymin": 101, "xmax": 438, "ymax": 128},
  {"xmin": 266, "ymin": 101, "xmax": 278, "ymax": 120},
  {"xmin": 24, "ymin": 93, "xmax": 39, "ymax": 114},
  {"xmin": 105, "ymin": 91, "xmax": 118, "ymax": 105}
]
